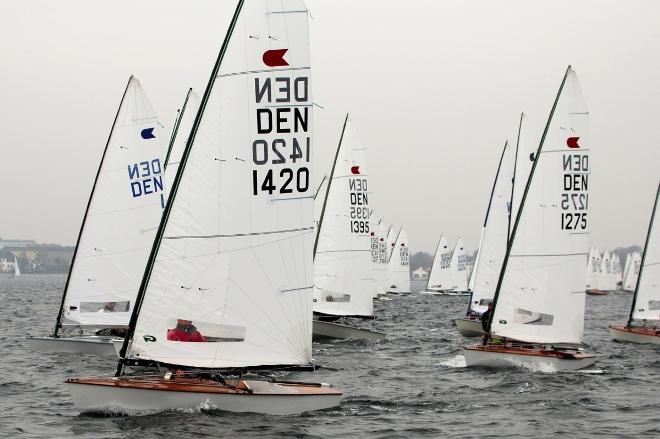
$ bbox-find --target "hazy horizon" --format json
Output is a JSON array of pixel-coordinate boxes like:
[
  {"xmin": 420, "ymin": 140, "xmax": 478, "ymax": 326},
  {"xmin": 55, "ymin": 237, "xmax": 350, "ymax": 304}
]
[{"xmin": 1, "ymin": 0, "xmax": 658, "ymax": 254}]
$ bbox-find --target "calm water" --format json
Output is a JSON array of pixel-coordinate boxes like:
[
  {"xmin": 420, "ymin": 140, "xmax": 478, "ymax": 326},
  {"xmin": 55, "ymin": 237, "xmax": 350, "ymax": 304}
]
[{"xmin": 1, "ymin": 275, "xmax": 658, "ymax": 438}]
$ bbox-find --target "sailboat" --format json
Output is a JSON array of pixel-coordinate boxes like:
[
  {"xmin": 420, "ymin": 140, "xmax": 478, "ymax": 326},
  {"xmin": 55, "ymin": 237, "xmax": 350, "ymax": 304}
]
[
  {"xmin": 585, "ymin": 247, "xmax": 599, "ymax": 293},
  {"xmin": 456, "ymin": 138, "xmax": 516, "ymax": 336},
  {"xmin": 12, "ymin": 255, "xmax": 21, "ymax": 277},
  {"xmin": 622, "ymin": 251, "xmax": 641, "ymax": 292},
  {"xmin": 434, "ymin": 238, "xmax": 468, "ymax": 295},
  {"xmin": 372, "ymin": 219, "xmax": 391, "ymax": 298},
  {"xmin": 422, "ymin": 234, "xmax": 452, "ymax": 294},
  {"xmin": 66, "ymin": 0, "xmax": 341, "ymax": 415},
  {"xmin": 463, "ymin": 66, "xmax": 596, "ymax": 371},
  {"xmin": 312, "ymin": 114, "xmax": 385, "ymax": 340},
  {"xmin": 609, "ymin": 182, "xmax": 660, "ymax": 344},
  {"xmin": 27, "ymin": 76, "xmax": 166, "ymax": 355},
  {"xmin": 386, "ymin": 227, "xmax": 411, "ymax": 295}
]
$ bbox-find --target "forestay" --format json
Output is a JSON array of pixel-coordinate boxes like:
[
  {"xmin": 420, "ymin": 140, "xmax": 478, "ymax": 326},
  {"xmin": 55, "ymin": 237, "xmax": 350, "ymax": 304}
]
[
  {"xmin": 387, "ymin": 228, "xmax": 411, "ymax": 292},
  {"xmin": 124, "ymin": 0, "xmax": 314, "ymax": 368},
  {"xmin": 632, "ymin": 183, "xmax": 659, "ymax": 321},
  {"xmin": 61, "ymin": 77, "xmax": 165, "ymax": 329},
  {"xmin": 314, "ymin": 117, "xmax": 374, "ymax": 317},
  {"xmin": 491, "ymin": 67, "xmax": 590, "ymax": 345},
  {"xmin": 427, "ymin": 235, "xmax": 451, "ymax": 290}
]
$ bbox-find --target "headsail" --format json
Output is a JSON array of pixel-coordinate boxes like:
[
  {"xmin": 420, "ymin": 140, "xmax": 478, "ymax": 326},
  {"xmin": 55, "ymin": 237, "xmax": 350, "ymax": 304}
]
[
  {"xmin": 57, "ymin": 77, "xmax": 165, "ymax": 333},
  {"xmin": 120, "ymin": 0, "xmax": 314, "ymax": 369},
  {"xmin": 314, "ymin": 116, "xmax": 375, "ymax": 317},
  {"xmin": 490, "ymin": 67, "xmax": 590, "ymax": 345}
]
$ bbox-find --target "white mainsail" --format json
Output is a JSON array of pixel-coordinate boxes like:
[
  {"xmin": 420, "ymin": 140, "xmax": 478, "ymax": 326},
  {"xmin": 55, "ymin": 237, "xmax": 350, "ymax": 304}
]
[
  {"xmin": 490, "ymin": 67, "xmax": 590, "ymax": 345},
  {"xmin": 623, "ymin": 252, "xmax": 641, "ymax": 291},
  {"xmin": 164, "ymin": 89, "xmax": 201, "ymax": 194},
  {"xmin": 372, "ymin": 220, "xmax": 389, "ymax": 296},
  {"xmin": 123, "ymin": 0, "xmax": 314, "ymax": 369},
  {"xmin": 448, "ymin": 237, "xmax": 468, "ymax": 291},
  {"xmin": 631, "ymin": 183, "xmax": 659, "ymax": 321},
  {"xmin": 387, "ymin": 228, "xmax": 411, "ymax": 293},
  {"xmin": 622, "ymin": 253, "xmax": 632, "ymax": 287},
  {"xmin": 599, "ymin": 250, "xmax": 615, "ymax": 291},
  {"xmin": 585, "ymin": 247, "xmax": 598, "ymax": 291},
  {"xmin": 60, "ymin": 77, "xmax": 165, "ymax": 330},
  {"xmin": 427, "ymin": 235, "xmax": 451, "ymax": 291},
  {"xmin": 13, "ymin": 256, "xmax": 21, "ymax": 277},
  {"xmin": 314, "ymin": 116, "xmax": 375, "ymax": 317},
  {"xmin": 469, "ymin": 141, "xmax": 514, "ymax": 313}
]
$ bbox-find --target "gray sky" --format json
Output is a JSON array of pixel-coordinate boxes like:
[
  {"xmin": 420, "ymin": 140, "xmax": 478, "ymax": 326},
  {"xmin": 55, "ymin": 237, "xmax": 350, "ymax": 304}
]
[{"xmin": 1, "ymin": 0, "xmax": 658, "ymax": 254}]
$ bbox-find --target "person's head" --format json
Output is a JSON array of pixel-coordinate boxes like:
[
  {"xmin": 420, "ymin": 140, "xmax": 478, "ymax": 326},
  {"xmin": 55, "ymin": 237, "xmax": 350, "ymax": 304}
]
[
  {"xmin": 104, "ymin": 302, "xmax": 116, "ymax": 312},
  {"xmin": 176, "ymin": 319, "xmax": 195, "ymax": 332}
]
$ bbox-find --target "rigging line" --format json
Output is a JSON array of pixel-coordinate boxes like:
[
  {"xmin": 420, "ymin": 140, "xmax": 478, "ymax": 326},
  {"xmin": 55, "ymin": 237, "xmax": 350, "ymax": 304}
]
[
  {"xmin": 164, "ymin": 226, "xmax": 313, "ymax": 240},
  {"xmin": 217, "ymin": 66, "xmax": 310, "ymax": 78},
  {"xmin": 541, "ymin": 148, "xmax": 592, "ymax": 154},
  {"xmin": 264, "ymin": 104, "xmax": 312, "ymax": 108},
  {"xmin": 270, "ymin": 195, "xmax": 314, "ymax": 201}
]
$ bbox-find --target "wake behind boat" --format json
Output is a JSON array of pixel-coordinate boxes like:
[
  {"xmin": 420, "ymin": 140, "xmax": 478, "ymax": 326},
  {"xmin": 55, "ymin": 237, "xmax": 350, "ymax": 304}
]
[
  {"xmin": 67, "ymin": 0, "xmax": 341, "ymax": 415},
  {"xmin": 463, "ymin": 66, "xmax": 597, "ymax": 371}
]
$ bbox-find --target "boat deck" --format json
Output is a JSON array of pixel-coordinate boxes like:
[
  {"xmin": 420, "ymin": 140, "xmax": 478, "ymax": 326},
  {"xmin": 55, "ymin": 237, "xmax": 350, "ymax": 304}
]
[
  {"xmin": 464, "ymin": 344, "xmax": 594, "ymax": 359},
  {"xmin": 66, "ymin": 376, "xmax": 342, "ymax": 396}
]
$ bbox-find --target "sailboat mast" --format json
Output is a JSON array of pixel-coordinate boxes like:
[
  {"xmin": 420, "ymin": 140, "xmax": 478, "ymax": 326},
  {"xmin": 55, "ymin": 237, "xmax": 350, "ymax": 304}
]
[
  {"xmin": 487, "ymin": 65, "xmax": 572, "ymax": 334},
  {"xmin": 627, "ymin": 181, "xmax": 660, "ymax": 326},
  {"xmin": 313, "ymin": 113, "xmax": 349, "ymax": 259},
  {"xmin": 508, "ymin": 112, "xmax": 524, "ymax": 243},
  {"xmin": 163, "ymin": 88, "xmax": 193, "ymax": 170},
  {"xmin": 52, "ymin": 75, "xmax": 134, "ymax": 338},
  {"xmin": 115, "ymin": 0, "xmax": 246, "ymax": 377}
]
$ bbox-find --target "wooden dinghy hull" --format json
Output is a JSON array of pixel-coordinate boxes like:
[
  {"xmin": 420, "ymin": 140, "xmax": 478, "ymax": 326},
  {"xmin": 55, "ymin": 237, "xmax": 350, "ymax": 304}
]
[
  {"xmin": 312, "ymin": 320, "xmax": 385, "ymax": 341},
  {"xmin": 608, "ymin": 324, "xmax": 660, "ymax": 344},
  {"xmin": 455, "ymin": 318, "xmax": 485, "ymax": 337},
  {"xmin": 66, "ymin": 377, "xmax": 342, "ymax": 415},
  {"xmin": 463, "ymin": 344, "xmax": 597, "ymax": 371},
  {"xmin": 27, "ymin": 336, "xmax": 121, "ymax": 355}
]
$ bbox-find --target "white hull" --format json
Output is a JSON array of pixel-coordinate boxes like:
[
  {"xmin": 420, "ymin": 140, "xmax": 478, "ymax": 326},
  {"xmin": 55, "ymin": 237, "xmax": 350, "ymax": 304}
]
[
  {"xmin": 463, "ymin": 346, "xmax": 597, "ymax": 371},
  {"xmin": 27, "ymin": 336, "xmax": 121, "ymax": 355},
  {"xmin": 312, "ymin": 320, "xmax": 385, "ymax": 341},
  {"xmin": 67, "ymin": 378, "xmax": 341, "ymax": 415},
  {"xmin": 455, "ymin": 318, "xmax": 485, "ymax": 337},
  {"xmin": 608, "ymin": 325, "xmax": 660, "ymax": 344}
]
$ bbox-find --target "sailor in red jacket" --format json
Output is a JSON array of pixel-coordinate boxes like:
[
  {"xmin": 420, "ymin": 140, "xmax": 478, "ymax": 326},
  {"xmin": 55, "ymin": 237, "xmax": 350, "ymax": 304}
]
[{"xmin": 167, "ymin": 319, "xmax": 208, "ymax": 342}]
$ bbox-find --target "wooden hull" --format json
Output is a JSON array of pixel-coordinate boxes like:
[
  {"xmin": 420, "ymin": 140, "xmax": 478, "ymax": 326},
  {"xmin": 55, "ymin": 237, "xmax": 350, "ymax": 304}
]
[
  {"xmin": 66, "ymin": 377, "xmax": 342, "ymax": 415},
  {"xmin": 586, "ymin": 290, "xmax": 608, "ymax": 296},
  {"xmin": 27, "ymin": 336, "xmax": 121, "ymax": 355},
  {"xmin": 312, "ymin": 320, "xmax": 385, "ymax": 341},
  {"xmin": 455, "ymin": 318, "xmax": 485, "ymax": 337},
  {"xmin": 608, "ymin": 324, "xmax": 660, "ymax": 344},
  {"xmin": 463, "ymin": 344, "xmax": 597, "ymax": 371}
]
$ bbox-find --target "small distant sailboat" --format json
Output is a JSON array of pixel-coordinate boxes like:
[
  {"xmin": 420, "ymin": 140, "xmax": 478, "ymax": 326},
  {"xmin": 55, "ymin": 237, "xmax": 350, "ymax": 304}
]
[
  {"xmin": 12, "ymin": 256, "xmax": 21, "ymax": 278},
  {"xmin": 313, "ymin": 114, "xmax": 385, "ymax": 340},
  {"xmin": 386, "ymin": 227, "xmax": 411, "ymax": 295},
  {"xmin": 422, "ymin": 234, "xmax": 451, "ymax": 294},
  {"xmin": 66, "ymin": 0, "xmax": 341, "ymax": 415},
  {"xmin": 463, "ymin": 66, "xmax": 596, "ymax": 371},
  {"xmin": 445, "ymin": 238, "xmax": 469, "ymax": 295},
  {"xmin": 27, "ymin": 76, "xmax": 166, "ymax": 355},
  {"xmin": 622, "ymin": 251, "xmax": 642, "ymax": 292},
  {"xmin": 609, "ymin": 182, "xmax": 660, "ymax": 344}
]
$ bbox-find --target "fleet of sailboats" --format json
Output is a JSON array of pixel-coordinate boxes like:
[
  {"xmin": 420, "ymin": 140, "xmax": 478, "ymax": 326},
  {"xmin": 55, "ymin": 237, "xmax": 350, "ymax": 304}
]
[{"xmin": 12, "ymin": 0, "xmax": 656, "ymax": 419}]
